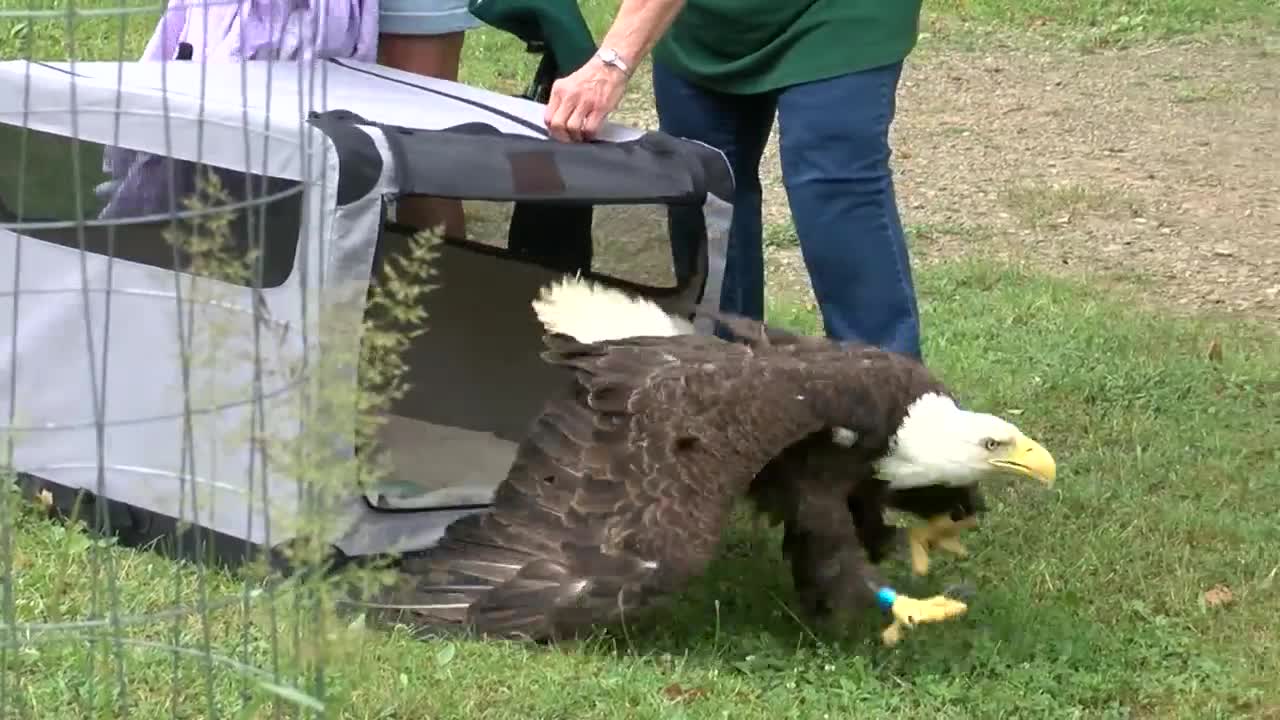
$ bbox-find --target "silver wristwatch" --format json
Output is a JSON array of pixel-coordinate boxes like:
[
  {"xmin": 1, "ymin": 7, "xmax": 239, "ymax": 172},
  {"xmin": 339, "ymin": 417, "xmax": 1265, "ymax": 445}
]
[{"xmin": 595, "ymin": 47, "xmax": 631, "ymax": 75}]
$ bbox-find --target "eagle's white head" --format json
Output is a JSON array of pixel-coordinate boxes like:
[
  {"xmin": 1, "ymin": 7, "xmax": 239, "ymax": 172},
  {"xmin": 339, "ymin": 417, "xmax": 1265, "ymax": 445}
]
[{"xmin": 834, "ymin": 392, "xmax": 1057, "ymax": 490}]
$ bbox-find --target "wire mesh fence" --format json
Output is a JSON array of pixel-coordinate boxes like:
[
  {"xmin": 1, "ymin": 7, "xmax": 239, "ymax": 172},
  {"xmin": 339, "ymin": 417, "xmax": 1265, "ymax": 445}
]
[
  {"xmin": 0, "ymin": 0, "xmax": 739, "ymax": 711},
  {"xmin": 0, "ymin": 0, "xmax": 433, "ymax": 716}
]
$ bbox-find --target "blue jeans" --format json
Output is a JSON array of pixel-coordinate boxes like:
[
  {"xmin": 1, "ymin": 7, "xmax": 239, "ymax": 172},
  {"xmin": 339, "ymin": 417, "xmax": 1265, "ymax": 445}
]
[{"xmin": 654, "ymin": 61, "xmax": 922, "ymax": 359}]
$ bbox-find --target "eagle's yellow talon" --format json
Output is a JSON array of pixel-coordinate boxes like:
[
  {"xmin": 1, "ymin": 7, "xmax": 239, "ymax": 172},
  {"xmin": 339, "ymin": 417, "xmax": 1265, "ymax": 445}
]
[
  {"xmin": 880, "ymin": 593, "xmax": 968, "ymax": 646},
  {"xmin": 881, "ymin": 621, "xmax": 904, "ymax": 646},
  {"xmin": 906, "ymin": 514, "xmax": 978, "ymax": 576},
  {"xmin": 907, "ymin": 526, "xmax": 933, "ymax": 575},
  {"xmin": 934, "ymin": 535, "xmax": 969, "ymax": 557},
  {"xmin": 893, "ymin": 594, "xmax": 968, "ymax": 626}
]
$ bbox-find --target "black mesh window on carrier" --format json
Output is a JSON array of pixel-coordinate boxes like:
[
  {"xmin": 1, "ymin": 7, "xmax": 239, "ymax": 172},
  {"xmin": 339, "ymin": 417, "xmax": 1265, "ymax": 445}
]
[{"xmin": 0, "ymin": 0, "xmax": 735, "ymax": 715}]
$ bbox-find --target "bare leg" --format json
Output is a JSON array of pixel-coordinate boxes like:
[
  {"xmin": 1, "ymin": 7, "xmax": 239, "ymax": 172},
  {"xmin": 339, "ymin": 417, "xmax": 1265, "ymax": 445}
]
[{"xmin": 377, "ymin": 32, "xmax": 468, "ymax": 239}]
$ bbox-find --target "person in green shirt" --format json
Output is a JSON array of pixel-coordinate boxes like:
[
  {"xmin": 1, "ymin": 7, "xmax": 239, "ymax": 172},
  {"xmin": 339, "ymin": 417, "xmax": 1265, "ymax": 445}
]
[{"xmin": 544, "ymin": 0, "xmax": 926, "ymax": 360}]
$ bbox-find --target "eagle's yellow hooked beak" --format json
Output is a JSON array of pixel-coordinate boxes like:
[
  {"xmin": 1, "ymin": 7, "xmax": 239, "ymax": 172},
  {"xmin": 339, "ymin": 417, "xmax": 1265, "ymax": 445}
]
[{"xmin": 988, "ymin": 433, "xmax": 1056, "ymax": 487}]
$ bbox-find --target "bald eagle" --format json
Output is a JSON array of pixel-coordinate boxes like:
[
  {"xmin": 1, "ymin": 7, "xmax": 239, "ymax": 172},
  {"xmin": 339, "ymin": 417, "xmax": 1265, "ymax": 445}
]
[
  {"xmin": 709, "ymin": 314, "xmax": 994, "ymax": 577},
  {"xmin": 359, "ymin": 277, "xmax": 1056, "ymax": 645}
]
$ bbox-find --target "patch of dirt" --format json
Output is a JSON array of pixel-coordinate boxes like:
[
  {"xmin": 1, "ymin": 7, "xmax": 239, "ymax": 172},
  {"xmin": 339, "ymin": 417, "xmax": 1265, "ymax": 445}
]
[
  {"xmin": 887, "ymin": 39, "xmax": 1279, "ymax": 320},
  {"xmin": 616, "ymin": 36, "xmax": 1280, "ymax": 322}
]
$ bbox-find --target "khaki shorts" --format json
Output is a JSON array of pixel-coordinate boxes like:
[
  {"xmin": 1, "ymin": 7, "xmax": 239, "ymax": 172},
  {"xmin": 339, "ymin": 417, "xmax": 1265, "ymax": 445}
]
[{"xmin": 379, "ymin": 0, "xmax": 482, "ymax": 35}]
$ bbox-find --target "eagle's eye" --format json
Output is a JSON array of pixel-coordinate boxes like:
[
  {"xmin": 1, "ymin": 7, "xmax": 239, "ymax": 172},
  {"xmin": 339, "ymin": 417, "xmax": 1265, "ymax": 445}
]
[{"xmin": 981, "ymin": 437, "xmax": 1001, "ymax": 451}]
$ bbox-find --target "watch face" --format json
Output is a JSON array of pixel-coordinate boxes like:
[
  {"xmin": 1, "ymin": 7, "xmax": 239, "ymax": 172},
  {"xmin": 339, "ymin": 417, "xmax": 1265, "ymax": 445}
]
[{"xmin": 600, "ymin": 49, "xmax": 617, "ymax": 63}]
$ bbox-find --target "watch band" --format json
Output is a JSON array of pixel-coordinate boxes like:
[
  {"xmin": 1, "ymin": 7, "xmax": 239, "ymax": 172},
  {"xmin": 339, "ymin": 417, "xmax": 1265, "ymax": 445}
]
[{"xmin": 595, "ymin": 47, "xmax": 631, "ymax": 75}]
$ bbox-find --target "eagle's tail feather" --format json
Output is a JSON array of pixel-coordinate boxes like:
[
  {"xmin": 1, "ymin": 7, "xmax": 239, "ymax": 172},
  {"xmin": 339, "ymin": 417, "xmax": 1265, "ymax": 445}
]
[
  {"xmin": 343, "ymin": 512, "xmax": 533, "ymax": 630},
  {"xmin": 352, "ymin": 509, "xmax": 621, "ymax": 640},
  {"xmin": 531, "ymin": 275, "xmax": 694, "ymax": 342},
  {"xmin": 354, "ymin": 513, "xmax": 668, "ymax": 641}
]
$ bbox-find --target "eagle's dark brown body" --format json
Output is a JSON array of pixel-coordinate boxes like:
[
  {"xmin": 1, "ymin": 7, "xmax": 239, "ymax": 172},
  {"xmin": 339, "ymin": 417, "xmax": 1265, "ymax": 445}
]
[
  {"xmin": 717, "ymin": 314, "xmax": 988, "ymax": 572},
  {"xmin": 367, "ymin": 318, "xmax": 965, "ymax": 641}
]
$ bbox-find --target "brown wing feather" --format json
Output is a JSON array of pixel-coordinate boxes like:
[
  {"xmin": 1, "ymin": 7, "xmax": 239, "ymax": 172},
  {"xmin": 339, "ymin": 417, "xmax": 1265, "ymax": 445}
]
[
  {"xmin": 365, "ymin": 332, "xmax": 831, "ymax": 641},
  {"xmin": 708, "ymin": 311, "xmax": 841, "ymax": 353}
]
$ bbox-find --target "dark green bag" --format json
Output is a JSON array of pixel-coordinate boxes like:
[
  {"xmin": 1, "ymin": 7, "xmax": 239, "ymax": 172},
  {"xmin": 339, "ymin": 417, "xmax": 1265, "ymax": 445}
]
[
  {"xmin": 467, "ymin": 0, "xmax": 597, "ymax": 101},
  {"xmin": 467, "ymin": 0, "xmax": 601, "ymax": 272}
]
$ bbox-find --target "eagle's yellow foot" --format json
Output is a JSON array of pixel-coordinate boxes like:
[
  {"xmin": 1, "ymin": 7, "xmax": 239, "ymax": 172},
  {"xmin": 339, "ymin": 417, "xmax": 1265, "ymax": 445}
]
[
  {"xmin": 878, "ymin": 592, "xmax": 969, "ymax": 647},
  {"xmin": 907, "ymin": 514, "xmax": 979, "ymax": 576}
]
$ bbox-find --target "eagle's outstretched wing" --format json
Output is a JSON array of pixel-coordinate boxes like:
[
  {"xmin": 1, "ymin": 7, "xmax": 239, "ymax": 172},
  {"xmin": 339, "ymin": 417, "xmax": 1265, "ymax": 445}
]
[{"xmin": 360, "ymin": 332, "xmax": 832, "ymax": 641}]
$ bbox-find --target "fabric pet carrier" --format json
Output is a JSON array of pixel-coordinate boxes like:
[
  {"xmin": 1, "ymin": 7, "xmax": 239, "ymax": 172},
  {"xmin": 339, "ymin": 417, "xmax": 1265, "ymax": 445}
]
[{"xmin": 0, "ymin": 57, "xmax": 734, "ymax": 565}]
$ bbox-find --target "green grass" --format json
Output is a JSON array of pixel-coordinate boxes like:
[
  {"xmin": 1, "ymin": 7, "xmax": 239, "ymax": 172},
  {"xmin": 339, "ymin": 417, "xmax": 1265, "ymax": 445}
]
[
  {"xmin": 999, "ymin": 182, "xmax": 1147, "ymax": 229},
  {"xmin": 4, "ymin": 0, "xmax": 1280, "ymax": 717},
  {"xmin": 928, "ymin": 0, "xmax": 1280, "ymax": 40},
  {"xmin": 3, "ymin": 0, "xmax": 1278, "ymax": 66},
  {"xmin": 6, "ymin": 261, "xmax": 1279, "ymax": 719}
]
